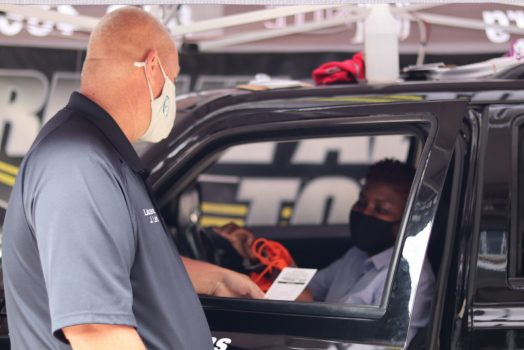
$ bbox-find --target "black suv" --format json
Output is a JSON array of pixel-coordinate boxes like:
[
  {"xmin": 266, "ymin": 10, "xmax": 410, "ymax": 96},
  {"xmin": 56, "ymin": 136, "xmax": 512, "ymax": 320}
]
[{"xmin": 3, "ymin": 79, "xmax": 524, "ymax": 349}]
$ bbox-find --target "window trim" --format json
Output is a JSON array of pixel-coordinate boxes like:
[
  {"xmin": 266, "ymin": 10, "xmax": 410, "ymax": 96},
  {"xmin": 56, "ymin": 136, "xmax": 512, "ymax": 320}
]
[
  {"xmin": 509, "ymin": 113, "xmax": 524, "ymax": 284},
  {"xmin": 194, "ymin": 118, "xmax": 434, "ymax": 320},
  {"xmin": 160, "ymin": 117, "xmax": 433, "ymax": 318}
]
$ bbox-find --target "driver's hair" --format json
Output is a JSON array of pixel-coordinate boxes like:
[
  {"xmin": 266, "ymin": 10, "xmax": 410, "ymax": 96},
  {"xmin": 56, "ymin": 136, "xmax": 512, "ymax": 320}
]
[{"xmin": 364, "ymin": 159, "xmax": 415, "ymax": 195}]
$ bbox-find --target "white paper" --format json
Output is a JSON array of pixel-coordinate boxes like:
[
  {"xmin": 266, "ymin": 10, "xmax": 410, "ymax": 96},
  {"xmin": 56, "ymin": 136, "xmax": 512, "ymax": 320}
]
[{"xmin": 264, "ymin": 267, "xmax": 317, "ymax": 301}]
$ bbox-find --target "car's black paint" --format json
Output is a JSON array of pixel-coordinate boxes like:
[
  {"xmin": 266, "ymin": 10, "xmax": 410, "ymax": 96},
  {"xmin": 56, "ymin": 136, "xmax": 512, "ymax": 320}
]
[
  {"xmin": 3, "ymin": 80, "xmax": 524, "ymax": 349},
  {"xmin": 143, "ymin": 82, "xmax": 524, "ymax": 350}
]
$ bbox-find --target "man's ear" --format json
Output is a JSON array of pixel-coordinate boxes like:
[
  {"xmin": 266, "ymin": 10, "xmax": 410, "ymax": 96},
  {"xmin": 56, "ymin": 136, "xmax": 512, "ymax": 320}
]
[
  {"xmin": 144, "ymin": 49, "xmax": 160, "ymax": 83},
  {"xmin": 143, "ymin": 49, "xmax": 162, "ymax": 96}
]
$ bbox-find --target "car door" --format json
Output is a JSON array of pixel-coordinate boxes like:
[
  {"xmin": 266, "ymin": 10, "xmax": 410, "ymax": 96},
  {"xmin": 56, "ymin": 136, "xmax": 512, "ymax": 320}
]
[
  {"xmin": 150, "ymin": 95, "xmax": 468, "ymax": 350},
  {"xmin": 467, "ymin": 102, "xmax": 524, "ymax": 350}
]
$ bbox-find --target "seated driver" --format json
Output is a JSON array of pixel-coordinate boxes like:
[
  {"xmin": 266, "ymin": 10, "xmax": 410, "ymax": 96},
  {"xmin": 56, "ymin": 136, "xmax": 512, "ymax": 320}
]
[{"xmin": 215, "ymin": 159, "xmax": 435, "ymax": 343}]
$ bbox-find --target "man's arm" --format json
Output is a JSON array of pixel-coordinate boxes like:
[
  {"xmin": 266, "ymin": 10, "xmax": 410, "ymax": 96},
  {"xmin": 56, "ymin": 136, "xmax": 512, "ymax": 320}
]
[
  {"xmin": 30, "ymin": 155, "xmax": 140, "ymax": 344},
  {"xmin": 63, "ymin": 324, "xmax": 146, "ymax": 350},
  {"xmin": 61, "ymin": 258, "xmax": 263, "ymax": 350},
  {"xmin": 182, "ymin": 257, "xmax": 264, "ymax": 298}
]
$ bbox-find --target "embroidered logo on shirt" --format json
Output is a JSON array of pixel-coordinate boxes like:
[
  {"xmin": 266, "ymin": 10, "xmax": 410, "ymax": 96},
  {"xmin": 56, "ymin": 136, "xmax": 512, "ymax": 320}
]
[{"xmin": 143, "ymin": 208, "xmax": 159, "ymax": 224}]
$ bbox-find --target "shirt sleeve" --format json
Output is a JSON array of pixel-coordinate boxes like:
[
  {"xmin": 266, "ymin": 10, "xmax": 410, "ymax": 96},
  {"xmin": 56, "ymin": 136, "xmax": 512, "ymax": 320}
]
[
  {"xmin": 308, "ymin": 248, "xmax": 357, "ymax": 301},
  {"xmin": 28, "ymin": 152, "xmax": 137, "ymax": 341}
]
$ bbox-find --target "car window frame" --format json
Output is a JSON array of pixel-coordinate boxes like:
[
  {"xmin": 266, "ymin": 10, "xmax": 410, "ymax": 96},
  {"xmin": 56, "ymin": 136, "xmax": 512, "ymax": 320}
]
[
  {"xmin": 509, "ymin": 111, "xmax": 524, "ymax": 283},
  {"xmin": 153, "ymin": 99, "xmax": 467, "ymax": 346}
]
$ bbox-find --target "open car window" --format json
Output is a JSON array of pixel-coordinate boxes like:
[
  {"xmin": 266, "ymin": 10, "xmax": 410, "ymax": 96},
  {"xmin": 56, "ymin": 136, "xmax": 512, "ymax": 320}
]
[{"xmin": 166, "ymin": 132, "xmax": 425, "ymax": 308}]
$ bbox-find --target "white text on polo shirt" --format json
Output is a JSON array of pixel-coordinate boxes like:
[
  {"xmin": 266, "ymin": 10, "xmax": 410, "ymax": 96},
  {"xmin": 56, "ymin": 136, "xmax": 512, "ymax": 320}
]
[{"xmin": 143, "ymin": 208, "xmax": 159, "ymax": 224}]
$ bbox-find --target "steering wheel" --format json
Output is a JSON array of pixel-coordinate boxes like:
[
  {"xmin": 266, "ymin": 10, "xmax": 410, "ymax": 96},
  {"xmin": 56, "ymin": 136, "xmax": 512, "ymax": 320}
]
[
  {"xmin": 176, "ymin": 218, "xmax": 248, "ymax": 273},
  {"xmin": 182, "ymin": 221, "xmax": 221, "ymax": 264}
]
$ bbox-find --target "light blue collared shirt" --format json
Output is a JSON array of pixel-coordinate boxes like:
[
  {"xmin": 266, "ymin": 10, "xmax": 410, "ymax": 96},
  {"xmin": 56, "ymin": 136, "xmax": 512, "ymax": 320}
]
[{"xmin": 308, "ymin": 246, "xmax": 435, "ymax": 344}]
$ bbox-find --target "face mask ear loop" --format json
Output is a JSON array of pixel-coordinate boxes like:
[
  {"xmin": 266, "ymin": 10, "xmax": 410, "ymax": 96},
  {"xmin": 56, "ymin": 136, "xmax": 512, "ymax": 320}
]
[
  {"xmin": 157, "ymin": 59, "xmax": 169, "ymax": 82},
  {"xmin": 134, "ymin": 61, "xmax": 155, "ymax": 101}
]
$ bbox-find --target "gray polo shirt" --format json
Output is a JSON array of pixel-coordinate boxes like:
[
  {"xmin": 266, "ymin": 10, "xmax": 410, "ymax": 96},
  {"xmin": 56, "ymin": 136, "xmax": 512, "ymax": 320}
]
[{"xmin": 3, "ymin": 92, "xmax": 213, "ymax": 350}]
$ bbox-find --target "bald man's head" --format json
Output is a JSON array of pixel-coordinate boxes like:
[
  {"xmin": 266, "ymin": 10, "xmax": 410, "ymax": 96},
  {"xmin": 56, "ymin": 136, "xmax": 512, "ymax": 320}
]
[
  {"xmin": 81, "ymin": 6, "xmax": 178, "ymax": 93},
  {"xmin": 80, "ymin": 7, "xmax": 179, "ymax": 142},
  {"xmin": 86, "ymin": 7, "xmax": 174, "ymax": 63}
]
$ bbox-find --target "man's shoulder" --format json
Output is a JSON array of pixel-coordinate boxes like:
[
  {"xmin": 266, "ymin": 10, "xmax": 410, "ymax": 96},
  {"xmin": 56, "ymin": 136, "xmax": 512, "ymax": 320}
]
[
  {"xmin": 24, "ymin": 109, "xmax": 121, "ymax": 176},
  {"xmin": 34, "ymin": 109, "xmax": 117, "ymax": 160},
  {"xmin": 345, "ymin": 247, "xmax": 368, "ymax": 262}
]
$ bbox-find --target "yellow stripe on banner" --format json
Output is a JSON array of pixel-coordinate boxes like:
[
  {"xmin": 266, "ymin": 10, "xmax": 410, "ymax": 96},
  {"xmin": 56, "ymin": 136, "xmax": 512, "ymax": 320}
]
[
  {"xmin": 200, "ymin": 216, "xmax": 245, "ymax": 228},
  {"xmin": 0, "ymin": 172, "xmax": 15, "ymax": 187},
  {"xmin": 0, "ymin": 161, "xmax": 18, "ymax": 176},
  {"xmin": 201, "ymin": 202, "xmax": 249, "ymax": 216},
  {"xmin": 281, "ymin": 206, "xmax": 293, "ymax": 219}
]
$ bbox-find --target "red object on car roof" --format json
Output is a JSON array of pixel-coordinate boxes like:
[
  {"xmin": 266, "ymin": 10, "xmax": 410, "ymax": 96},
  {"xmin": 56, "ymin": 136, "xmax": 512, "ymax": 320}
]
[{"xmin": 312, "ymin": 52, "xmax": 365, "ymax": 85}]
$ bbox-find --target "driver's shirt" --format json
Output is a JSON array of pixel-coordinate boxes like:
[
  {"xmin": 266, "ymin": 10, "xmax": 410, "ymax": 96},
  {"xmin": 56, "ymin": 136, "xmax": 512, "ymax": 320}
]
[
  {"xmin": 3, "ymin": 92, "xmax": 213, "ymax": 350},
  {"xmin": 308, "ymin": 246, "xmax": 434, "ymax": 344}
]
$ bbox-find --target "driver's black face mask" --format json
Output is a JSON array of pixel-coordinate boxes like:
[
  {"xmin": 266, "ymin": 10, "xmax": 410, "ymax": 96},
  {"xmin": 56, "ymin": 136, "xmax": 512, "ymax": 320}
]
[{"xmin": 349, "ymin": 210, "xmax": 398, "ymax": 256}]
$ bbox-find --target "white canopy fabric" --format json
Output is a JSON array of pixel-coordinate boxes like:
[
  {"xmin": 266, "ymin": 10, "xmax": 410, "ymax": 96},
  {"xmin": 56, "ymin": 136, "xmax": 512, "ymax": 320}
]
[{"xmin": 0, "ymin": 4, "xmax": 523, "ymax": 54}]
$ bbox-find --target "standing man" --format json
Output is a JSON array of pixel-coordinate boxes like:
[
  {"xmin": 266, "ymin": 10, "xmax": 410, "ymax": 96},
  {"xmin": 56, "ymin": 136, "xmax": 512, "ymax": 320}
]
[{"xmin": 3, "ymin": 7, "xmax": 262, "ymax": 350}]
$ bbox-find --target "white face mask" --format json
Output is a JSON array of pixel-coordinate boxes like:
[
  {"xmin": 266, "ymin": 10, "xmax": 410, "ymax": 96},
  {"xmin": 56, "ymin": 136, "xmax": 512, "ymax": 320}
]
[{"xmin": 134, "ymin": 59, "xmax": 177, "ymax": 143}]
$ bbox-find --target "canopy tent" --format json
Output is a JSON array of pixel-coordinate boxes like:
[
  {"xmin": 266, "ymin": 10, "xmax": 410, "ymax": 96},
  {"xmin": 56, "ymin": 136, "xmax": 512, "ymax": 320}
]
[{"xmin": 0, "ymin": 3, "xmax": 524, "ymax": 59}]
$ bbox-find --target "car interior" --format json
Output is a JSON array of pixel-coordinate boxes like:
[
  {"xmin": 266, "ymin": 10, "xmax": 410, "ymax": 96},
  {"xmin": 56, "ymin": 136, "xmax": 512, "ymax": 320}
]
[{"xmin": 161, "ymin": 132, "xmax": 436, "ymax": 295}]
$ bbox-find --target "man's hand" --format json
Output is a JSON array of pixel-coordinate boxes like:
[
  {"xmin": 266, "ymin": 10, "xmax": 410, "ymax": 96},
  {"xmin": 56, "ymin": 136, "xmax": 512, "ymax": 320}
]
[
  {"xmin": 182, "ymin": 257, "xmax": 264, "ymax": 299},
  {"xmin": 214, "ymin": 223, "xmax": 256, "ymax": 260},
  {"xmin": 63, "ymin": 324, "xmax": 146, "ymax": 350}
]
